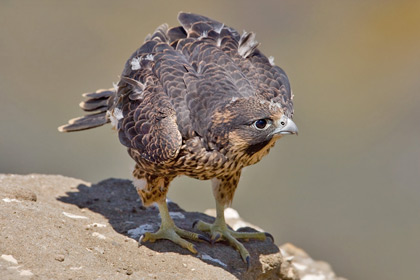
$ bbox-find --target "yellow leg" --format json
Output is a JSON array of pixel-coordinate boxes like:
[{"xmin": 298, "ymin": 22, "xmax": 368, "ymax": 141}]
[
  {"xmin": 139, "ymin": 200, "xmax": 210, "ymax": 254},
  {"xmin": 193, "ymin": 200, "xmax": 272, "ymax": 268}
]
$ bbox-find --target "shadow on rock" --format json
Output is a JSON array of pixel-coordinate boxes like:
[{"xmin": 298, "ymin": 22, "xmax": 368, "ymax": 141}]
[{"xmin": 58, "ymin": 178, "xmax": 283, "ymax": 278}]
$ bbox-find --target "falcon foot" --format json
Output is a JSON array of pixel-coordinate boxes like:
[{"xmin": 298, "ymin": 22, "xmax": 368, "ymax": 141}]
[
  {"xmin": 193, "ymin": 219, "xmax": 270, "ymax": 268},
  {"xmin": 139, "ymin": 225, "xmax": 210, "ymax": 254},
  {"xmin": 139, "ymin": 200, "xmax": 210, "ymax": 254}
]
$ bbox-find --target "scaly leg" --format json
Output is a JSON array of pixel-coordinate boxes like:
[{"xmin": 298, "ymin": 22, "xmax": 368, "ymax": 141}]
[
  {"xmin": 193, "ymin": 199, "xmax": 272, "ymax": 268},
  {"xmin": 139, "ymin": 199, "xmax": 210, "ymax": 253}
]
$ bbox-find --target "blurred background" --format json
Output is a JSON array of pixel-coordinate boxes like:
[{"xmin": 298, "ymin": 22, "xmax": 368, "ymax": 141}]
[{"xmin": 1, "ymin": 0, "xmax": 419, "ymax": 279}]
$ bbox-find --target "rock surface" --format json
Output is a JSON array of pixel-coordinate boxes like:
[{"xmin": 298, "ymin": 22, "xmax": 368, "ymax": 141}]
[{"xmin": 0, "ymin": 174, "xmax": 345, "ymax": 279}]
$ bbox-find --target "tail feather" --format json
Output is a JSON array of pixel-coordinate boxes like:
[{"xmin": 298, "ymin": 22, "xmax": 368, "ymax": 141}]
[
  {"xmin": 79, "ymin": 98, "xmax": 108, "ymax": 112},
  {"xmin": 58, "ymin": 88, "xmax": 115, "ymax": 132},
  {"xmin": 82, "ymin": 88, "xmax": 115, "ymax": 99},
  {"xmin": 58, "ymin": 112, "xmax": 108, "ymax": 132}
]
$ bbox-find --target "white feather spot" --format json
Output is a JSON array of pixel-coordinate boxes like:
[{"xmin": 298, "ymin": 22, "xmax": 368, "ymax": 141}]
[
  {"xmin": 216, "ymin": 38, "xmax": 222, "ymax": 47},
  {"xmin": 131, "ymin": 57, "xmax": 141, "ymax": 70},
  {"xmin": 114, "ymin": 107, "xmax": 123, "ymax": 120},
  {"xmin": 108, "ymin": 107, "xmax": 123, "ymax": 129},
  {"xmin": 112, "ymin": 82, "xmax": 119, "ymax": 92},
  {"xmin": 199, "ymin": 30, "xmax": 208, "ymax": 39},
  {"xmin": 62, "ymin": 212, "xmax": 88, "ymax": 219},
  {"xmin": 200, "ymin": 254, "xmax": 227, "ymax": 267},
  {"xmin": 2, "ymin": 198, "xmax": 20, "ymax": 203},
  {"xmin": 268, "ymin": 56, "xmax": 275, "ymax": 66},
  {"xmin": 145, "ymin": 54, "xmax": 154, "ymax": 61},
  {"xmin": 133, "ymin": 178, "xmax": 147, "ymax": 191},
  {"xmin": 106, "ymin": 111, "xmax": 115, "ymax": 128},
  {"xmin": 131, "ymin": 54, "xmax": 154, "ymax": 71},
  {"xmin": 1, "ymin": 254, "xmax": 18, "ymax": 264},
  {"xmin": 108, "ymin": 112, "xmax": 116, "ymax": 128},
  {"xmin": 127, "ymin": 224, "xmax": 156, "ymax": 239}
]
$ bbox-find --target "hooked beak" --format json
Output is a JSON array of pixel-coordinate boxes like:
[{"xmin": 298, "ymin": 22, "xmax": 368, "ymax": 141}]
[{"xmin": 272, "ymin": 118, "xmax": 298, "ymax": 136}]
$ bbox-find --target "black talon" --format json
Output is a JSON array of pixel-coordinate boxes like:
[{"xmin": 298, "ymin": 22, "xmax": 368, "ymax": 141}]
[
  {"xmin": 138, "ymin": 234, "xmax": 145, "ymax": 247},
  {"xmin": 264, "ymin": 232, "xmax": 274, "ymax": 243},
  {"xmin": 246, "ymin": 256, "xmax": 251, "ymax": 271},
  {"xmin": 192, "ymin": 220, "xmax": 200, "ymax": 229},
  {"xmin": 198, "ymin": 234, "xmax": 211, "ymax": 243},
  {"xmin": 211, "ymin": 233, "xmax": 221, "ymax": 245}
]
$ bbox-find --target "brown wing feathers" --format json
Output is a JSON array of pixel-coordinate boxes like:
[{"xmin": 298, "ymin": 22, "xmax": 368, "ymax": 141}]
[{"xmin": 59, "ymin": 12, "xmax": 293, "ymax": 149}]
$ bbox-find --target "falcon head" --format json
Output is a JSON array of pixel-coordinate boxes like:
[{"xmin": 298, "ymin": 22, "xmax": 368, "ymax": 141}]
[{"xmin": 210, "ymin": 96, "xmax": 297, "ymax": 156}]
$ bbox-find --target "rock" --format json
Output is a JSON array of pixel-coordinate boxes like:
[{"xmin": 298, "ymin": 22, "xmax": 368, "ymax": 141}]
[
  {"xmin": 0, "ymin": 174, "xmax": 343, "ymax": 279},
  {"xmin": 0, "ymin": 174, "xmax": 37, "ymax": 202},
  {"xmin": 1, "ymin": 254, "xmax": 18, "ymax": 265},
  {"xmin": 205, "ymin": 207, "xmax": 264, "ymax": 232},
  {"xmin": 54, "ymin": 255, "xmax": 65, "ymax": 262},
  {"xmin": 280, "ymin": 243, "xmax": 347, "ymax": 280}
]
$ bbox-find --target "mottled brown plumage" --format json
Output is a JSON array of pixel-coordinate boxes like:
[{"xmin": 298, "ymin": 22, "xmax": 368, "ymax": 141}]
[{"xmin": 59, "ymin": 12, "xmax": 298, "ymax": 267}]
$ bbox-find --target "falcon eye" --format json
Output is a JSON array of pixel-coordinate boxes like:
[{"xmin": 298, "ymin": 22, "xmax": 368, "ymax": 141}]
[{"xmin": 253, "ymin": 119, "xmax": 269, "ymax": 130}]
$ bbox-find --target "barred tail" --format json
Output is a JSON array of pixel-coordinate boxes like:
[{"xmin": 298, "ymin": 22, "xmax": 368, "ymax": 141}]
[{"xmin": 58, "ymin": 88, "xmax": 115, "ymax": 132}]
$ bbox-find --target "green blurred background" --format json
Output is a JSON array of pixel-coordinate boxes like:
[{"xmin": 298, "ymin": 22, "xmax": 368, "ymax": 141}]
[{"xmin": 1, "ymin": 1, "xmax": 419, "ymax": 279}]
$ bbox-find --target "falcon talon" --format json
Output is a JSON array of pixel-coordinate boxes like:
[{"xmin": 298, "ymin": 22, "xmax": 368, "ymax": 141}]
[
  {"xmin": 192, "ymin": 220, "xmax": 200, "ymax": 229},
  {"xmin": 192, "ymin": 245, "xmax": 198, "ymax": 254},
  {"xmin": 138, "ymin": 234, "xmax": 145, "ymax": 247},
  {"xmin": 198, "ymin": 234, "xmax": 211, "ymax": 243},
  {"xmin": 246, "ymin": 256, "xmax": 251, "ymax": 271},
  {"xmin": 264, "ymin": 232, "xmax": 274, "ymax": 243},
  {"xmin": 59, "ymin": 12, "xmax": 297, "ymax": 263},
  {"xmin": 211, "ymin": 233, "xmax": 222, "ymax": 245}
]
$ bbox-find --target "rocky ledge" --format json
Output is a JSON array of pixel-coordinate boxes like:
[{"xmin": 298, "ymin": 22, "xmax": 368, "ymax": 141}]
[{"xmin": 0, "ymin": 174, "xmax": 345, "ymax": 280}]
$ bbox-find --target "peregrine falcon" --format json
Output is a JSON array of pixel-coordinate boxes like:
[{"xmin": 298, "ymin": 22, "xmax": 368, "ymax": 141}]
[{"xmin": 59, "ymin": 12, "xmax": 298, "ymax": 267}]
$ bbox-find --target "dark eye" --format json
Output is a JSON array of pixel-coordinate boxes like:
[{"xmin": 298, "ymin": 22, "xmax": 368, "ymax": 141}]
[{"xmin": 254, "ymin": 119, "xmax": 269, "ymax": 130}]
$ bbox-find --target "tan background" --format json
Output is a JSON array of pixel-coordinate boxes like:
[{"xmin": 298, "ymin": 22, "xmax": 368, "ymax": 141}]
[{"xmin": 1, "ymin": 1, "xmax": 419, "ymax": 279}]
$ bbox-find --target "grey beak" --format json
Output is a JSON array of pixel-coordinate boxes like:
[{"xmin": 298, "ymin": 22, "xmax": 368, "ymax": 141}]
[{"xmin": 272, "ymin": 118, "xmax": 298, "ymax": 136}]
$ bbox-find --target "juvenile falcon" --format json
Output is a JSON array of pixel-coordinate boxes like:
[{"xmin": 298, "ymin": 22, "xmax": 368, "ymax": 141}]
[{"xmin": 59, "ymin": 12, "xmax": 298, "ymax": 267}]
